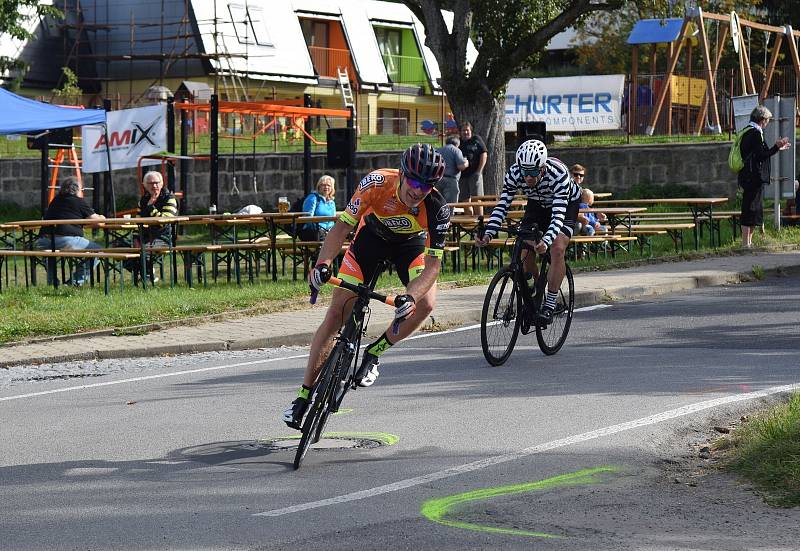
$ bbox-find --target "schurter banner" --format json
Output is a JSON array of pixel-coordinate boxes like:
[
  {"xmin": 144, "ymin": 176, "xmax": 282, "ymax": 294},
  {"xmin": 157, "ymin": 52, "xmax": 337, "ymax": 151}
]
[
  {"xmin": 82, "ymin": 104, "xmax": 167, "ymax": 173},
  {"xmin": 504, "ymin": 75, "xmax": 625, "ymax": 132}
]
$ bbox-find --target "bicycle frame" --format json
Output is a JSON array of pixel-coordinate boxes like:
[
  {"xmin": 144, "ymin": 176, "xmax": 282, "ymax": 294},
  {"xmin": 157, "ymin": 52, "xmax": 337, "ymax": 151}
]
[
  {"xmin": 504, "ymin": 224, "xmax": 548, "ymax": 313},
  {"xmin": 294, "ymin": 262, "xmax": 397, "ymax": 468}
]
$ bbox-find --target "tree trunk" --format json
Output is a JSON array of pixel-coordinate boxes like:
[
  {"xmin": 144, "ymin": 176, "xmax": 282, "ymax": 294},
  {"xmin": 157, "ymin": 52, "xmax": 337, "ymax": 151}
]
[{"xmin": 449, "ymin": 92, "xmax": 506, "ymax": 195}]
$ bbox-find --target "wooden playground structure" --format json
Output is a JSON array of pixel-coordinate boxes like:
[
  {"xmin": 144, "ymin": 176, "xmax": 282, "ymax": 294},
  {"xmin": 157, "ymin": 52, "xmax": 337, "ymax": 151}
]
[{"xmin": 629, "ymin": 8, "xmax": 800, "ymax": 136}]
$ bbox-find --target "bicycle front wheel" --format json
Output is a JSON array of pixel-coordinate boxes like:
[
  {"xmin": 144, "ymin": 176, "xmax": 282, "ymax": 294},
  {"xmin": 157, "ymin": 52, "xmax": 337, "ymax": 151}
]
[
  {"xmin": 293, "ymin": 341, "xmax": 345, "ymax": 470},
  {"xmin": 481, "ymin": 268, "xmax": 522, "ymax": 366},
  {"xmin": 535, "ymin": 261, "xmax": 574, "ymax": 356}
]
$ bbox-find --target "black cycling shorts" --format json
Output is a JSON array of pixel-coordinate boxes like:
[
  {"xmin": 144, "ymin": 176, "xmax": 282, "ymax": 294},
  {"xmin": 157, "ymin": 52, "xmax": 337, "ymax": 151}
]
[
  {"xmin": 521, "ymin": 198, "xmax": 581, "ymax": 239},
  {"xmin": 339, "ymin": 226, "xmax": 426, "ymax": 286}
]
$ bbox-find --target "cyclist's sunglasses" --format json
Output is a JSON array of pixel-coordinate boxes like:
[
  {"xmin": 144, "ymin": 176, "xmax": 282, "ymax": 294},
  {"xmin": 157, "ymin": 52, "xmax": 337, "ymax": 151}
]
[
  {"xmin": 405, "ymin": 175, "xmax": 435, "ymax": 193},
  {"xmin": 520, "ymin": 166, "xmax": 542, "ymax": 177},
  {"xmin": 572, "ymin": 172, "xmax": 585, "ymax": 178}
]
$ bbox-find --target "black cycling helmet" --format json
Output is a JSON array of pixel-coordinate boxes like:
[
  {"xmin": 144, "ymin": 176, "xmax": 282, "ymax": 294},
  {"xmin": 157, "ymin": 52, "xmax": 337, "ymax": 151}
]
[{"xmin": 400, "ymin": 143, "xmax": 445, "ymax": 185}]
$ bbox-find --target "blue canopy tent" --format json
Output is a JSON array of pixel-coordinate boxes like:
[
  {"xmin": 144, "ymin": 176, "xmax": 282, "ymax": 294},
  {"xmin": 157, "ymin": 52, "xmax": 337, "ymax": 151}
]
[
  {"xmin": 0, "ymin": 87, "xmax": 106, "ymax": 134},
  {"xmin": 0, "ymin": 87, "xmax": 112, "ymax": 215}
]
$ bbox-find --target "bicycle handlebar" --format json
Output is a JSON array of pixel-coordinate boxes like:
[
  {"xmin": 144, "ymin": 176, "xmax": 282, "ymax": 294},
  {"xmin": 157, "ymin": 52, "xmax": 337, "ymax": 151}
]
[{"xmin": 309, "ymin": 275, "xmax": 396, "ymax": 307}]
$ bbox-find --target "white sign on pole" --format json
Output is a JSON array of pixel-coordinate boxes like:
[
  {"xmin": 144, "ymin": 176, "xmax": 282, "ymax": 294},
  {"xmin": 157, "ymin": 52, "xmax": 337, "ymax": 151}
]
[
  {"xmin": 504, "ymin": 75, "xmax": 625, "ymax": 132},
  {"xmin": 82, "ymin": 104, "xmax": 167, "ymax": 173},
  {"xmin": 732, "ymin": 94, "xmax": 759, "ymax": 132}
]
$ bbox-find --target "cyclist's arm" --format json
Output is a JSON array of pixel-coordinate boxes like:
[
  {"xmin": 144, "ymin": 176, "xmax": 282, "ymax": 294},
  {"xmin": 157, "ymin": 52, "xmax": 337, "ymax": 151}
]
[
  {"xmin": 406, "ymin": 254, "xmax": 440, "ymax": 299},
  {"xmin": 315, "ymin": 219, "xmax": 353, "ymax": 266},
  {"xmin": 484, "ymin": 168, "xmax": 521, "ymax": 237}
]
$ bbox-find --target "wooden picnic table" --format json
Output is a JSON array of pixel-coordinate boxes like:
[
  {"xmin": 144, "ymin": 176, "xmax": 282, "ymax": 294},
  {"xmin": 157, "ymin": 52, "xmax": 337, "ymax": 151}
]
[
  {"xmin": 10, "ymin": 216, "xmax": 189, "ymax": 289},
  {"xmin": 592, "ymin": 198, "xmax": 729, "ymax": 248}
]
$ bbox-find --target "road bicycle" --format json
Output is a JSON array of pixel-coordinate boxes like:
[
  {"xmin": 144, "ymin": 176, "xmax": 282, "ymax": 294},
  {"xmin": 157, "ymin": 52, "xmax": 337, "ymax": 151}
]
[
  {"xmin": 294, "ymin": 261, "xmax": 398, "ymax": 470},
  {"xmin": 480, "ymin": 223, "xmax": 574, "ymax": 365}
]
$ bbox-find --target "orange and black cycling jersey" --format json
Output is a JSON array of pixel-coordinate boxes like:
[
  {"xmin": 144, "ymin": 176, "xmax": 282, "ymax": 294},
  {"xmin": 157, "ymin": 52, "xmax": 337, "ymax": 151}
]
[{"xmin": 339, "ymin": 169, "xmax": 452, "ymax": 258}]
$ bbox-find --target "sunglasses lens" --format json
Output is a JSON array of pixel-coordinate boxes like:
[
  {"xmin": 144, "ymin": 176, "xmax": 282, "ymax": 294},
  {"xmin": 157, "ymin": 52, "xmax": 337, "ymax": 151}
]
[
  {"xmin": 407, "ymin": 177, "xmax": 433, "ymax": 192},
  {"xmin": 521, "ymin": 167, "xmax": 540, "ymax": 177}
]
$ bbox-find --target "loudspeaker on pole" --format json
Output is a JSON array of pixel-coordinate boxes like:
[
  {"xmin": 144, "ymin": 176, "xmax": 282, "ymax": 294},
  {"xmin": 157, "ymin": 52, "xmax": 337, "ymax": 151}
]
[
  {"xmin": 516, "ymin": 121, "xmax": 547, "ymax": 147},
  {"xmin": 327, "ymin": 127, "xmax": 356, "ymax": 169}
]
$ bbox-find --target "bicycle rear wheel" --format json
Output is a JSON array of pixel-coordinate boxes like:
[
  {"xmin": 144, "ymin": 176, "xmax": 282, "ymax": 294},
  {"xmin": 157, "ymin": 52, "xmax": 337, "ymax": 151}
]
[
  {"xmin": 535, "ymin": 261, "xmax": 574, "ymax": 356},
  {"xmin": 293, "ymin": 341, "xmax": 345, "ymax": 470},
  {"xmin": 481, "ymin": 267, "xmax": 522, "ymax": 366}
]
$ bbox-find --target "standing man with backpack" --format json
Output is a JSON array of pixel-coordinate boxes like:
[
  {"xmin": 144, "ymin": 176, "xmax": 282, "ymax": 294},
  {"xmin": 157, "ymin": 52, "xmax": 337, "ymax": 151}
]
[{"xmin": 736, "ymin": 106, "xmax": 790, "ymax": 248}]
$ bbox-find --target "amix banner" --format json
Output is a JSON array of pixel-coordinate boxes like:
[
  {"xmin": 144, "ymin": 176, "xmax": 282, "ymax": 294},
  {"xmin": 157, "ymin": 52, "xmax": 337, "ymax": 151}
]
[{"xmin": 82, "ymin": 104, "xmax": 166, "ymax": 173}]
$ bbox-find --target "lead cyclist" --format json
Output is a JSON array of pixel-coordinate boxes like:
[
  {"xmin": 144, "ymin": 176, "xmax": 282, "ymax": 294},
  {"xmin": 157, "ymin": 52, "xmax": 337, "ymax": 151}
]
[
  {"xmin": 283, "ymin": 143, "xmax": 449, "ymax": 429},
  {"xmin": 476, "ymin": 139, "xmax": 582, "ymax": 324}
]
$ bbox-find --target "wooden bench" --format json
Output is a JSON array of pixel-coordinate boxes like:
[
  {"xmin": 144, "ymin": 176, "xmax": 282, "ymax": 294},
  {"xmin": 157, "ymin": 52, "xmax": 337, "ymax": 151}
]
[
  {"xmin": 0, "ymin": 249, "xmax": 140, "ymax": 294},
  {"xmin": 99, "ymin": 242, "xmax": 277, "ymax": 286},
  {"xmin": 616, "ymin": 222, "xmax": 696, "ymax": 252}
]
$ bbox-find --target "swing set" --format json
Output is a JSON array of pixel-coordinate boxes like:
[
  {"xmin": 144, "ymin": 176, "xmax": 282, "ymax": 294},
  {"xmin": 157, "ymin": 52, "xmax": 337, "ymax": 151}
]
[{"xmin": 629, "ymin": 7, "xmax": 800, "ymax": 136}]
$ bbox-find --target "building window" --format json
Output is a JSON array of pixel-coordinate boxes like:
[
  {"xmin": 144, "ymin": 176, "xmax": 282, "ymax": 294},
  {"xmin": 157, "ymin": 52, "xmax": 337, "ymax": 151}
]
[
  {"xmin": 229, "ymin": 3, "xmax": 273, "ymax": 47},
  {"xmin": 375, "ymin": 27, "xmax": 402, "ymax": 79},
  {"xmin": 248, "ymin": 6, "xmax": 273, "ymax": 47},
  {"xmin": 300, "ymin": 18, "xmax": 329, "ymax": 48},
  {"xmin": 378, "ymin": 108, "xmax": 410, "ymax": 135}
]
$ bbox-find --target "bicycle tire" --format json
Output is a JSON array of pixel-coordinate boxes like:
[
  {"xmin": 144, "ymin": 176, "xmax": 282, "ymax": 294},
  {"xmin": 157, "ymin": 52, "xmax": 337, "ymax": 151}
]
[
  {"xmin": 293, "ymin": 341, "xmax": 345, "ymax": 470},
  {"xmin": 535, "ymin": 261, "xmax": 574, "ymax": 356},
  {"xmin": 480, "ymin": 267, "xmax": 522, "ymax": 366}
]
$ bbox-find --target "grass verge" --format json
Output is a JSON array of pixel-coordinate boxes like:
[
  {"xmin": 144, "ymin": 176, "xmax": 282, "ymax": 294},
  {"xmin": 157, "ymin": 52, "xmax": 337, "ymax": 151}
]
[
  {"xmin": 1, "ymin": 223, "xmax": 798, "ymax": 344},
  {"xmin": 714, "ymin": 393, "xmax": 800, "ymax": 507}
]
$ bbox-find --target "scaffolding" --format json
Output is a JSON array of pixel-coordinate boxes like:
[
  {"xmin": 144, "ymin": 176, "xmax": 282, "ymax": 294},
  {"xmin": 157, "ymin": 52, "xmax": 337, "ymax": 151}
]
[{"xmin": 56, "ymin": 0, "xmax": 249, "ymax": 108}]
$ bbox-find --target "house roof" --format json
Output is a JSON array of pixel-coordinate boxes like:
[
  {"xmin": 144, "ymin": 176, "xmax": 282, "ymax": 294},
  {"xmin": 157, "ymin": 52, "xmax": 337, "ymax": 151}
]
[{"xmin": 193, "ymin": 1, "xmax": 317, "ymax": 84}]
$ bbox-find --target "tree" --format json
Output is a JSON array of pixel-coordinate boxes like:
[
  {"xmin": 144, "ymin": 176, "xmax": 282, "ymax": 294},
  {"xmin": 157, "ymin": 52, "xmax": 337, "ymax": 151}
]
[
  {"xmin": 0, "ymin": 1, "xmax": 61, "ymax": 85},
  {"xmin": 401, "ymin": 0, "xmax": 625, "ymax": 193}
]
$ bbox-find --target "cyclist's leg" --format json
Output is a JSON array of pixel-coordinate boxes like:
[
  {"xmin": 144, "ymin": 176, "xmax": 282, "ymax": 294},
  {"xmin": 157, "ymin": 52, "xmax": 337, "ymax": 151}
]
[
  {"xmin": 390, "ymin": 249, "xmax": 435, "ymax": 341},
  {"xmin": 303, "ymin": 228, "xmax": 381, "ymax": 386},
  {"xmin": 357, "ymin": 238, "xmax": 428, "ymax": 386},
  {"xmin": 544, "ymin": 198, "xmax": 579, "ymax": 302}
]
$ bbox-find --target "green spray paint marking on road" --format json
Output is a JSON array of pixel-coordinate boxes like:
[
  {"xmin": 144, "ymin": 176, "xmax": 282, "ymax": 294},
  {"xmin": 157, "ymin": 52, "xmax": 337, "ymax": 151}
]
[
  {"xmin": 333, "ymin": 408, "xmax": 353, "ymax": 415},
  {"xmin": 421, "ymin": 466, "xmax": 619, "ymax": 539}
]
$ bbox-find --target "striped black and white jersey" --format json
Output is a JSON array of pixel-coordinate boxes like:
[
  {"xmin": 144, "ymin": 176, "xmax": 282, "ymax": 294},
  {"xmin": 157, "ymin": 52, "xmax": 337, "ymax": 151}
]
[{"xmin": 485, "ymin": 157, "xmax": 582, "ymax": 246}]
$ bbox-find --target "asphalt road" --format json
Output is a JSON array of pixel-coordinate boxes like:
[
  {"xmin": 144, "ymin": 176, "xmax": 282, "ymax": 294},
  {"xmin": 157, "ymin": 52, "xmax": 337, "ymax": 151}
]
[{"xmin": 2, "ymin": 276, "xmax": 799, "ymax": 550}]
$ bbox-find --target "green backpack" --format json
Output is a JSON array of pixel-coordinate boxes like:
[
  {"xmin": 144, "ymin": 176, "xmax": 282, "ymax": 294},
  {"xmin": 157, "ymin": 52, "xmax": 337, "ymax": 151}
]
[{"xmin": 728, "ymin": 126, "xmax": 752, "ymax": 174}]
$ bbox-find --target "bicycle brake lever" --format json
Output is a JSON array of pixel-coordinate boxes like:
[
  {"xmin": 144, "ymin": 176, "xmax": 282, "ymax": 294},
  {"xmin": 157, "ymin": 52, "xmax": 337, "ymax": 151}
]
[{"xmin": 309, "ymin": 289, "xmax": 318, "ymax": 305}]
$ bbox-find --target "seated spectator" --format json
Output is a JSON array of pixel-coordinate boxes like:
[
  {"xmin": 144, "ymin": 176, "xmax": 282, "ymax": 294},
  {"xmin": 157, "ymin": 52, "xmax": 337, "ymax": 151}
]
[
  {"xmin": 436, "ymin": 136, "xmax": 468, "ymax": 203},
  {"xmin": 36, "ymin": 177, "xmax": 105, "ymax": 286},
  {"xmin": 577, "ymin": 188, "xmax": 607, "ymax": 236},
  {"xmin": 123, "ymin": 171, "xmax": 178, "ymax": 281},
  {"xmin": 298, "ymin": 175, "xmax": 337, "ymax": 242}
]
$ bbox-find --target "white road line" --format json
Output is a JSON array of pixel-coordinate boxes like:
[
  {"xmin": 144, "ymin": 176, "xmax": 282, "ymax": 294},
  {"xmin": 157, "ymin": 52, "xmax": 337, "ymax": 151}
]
[
  {"xmin": 0, "ymin": 306, "xmax": 594, "ymax": 403},
  {"xmin": 0, "ymin": 355, "xmax": 308, "ymax": 403},
  {"xmin": 575, "ymin": 304, "xmax": 612, "ymax": 312},
  {"xmin": 255, "ymin": 381, "xmax": 799, "ymax": 517}
]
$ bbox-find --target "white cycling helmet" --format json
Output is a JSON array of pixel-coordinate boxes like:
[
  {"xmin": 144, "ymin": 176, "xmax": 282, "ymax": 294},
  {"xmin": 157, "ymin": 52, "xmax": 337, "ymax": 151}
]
[{"xmin": 516, "ymin": 139, "xmax": 548, "ymax": 169}]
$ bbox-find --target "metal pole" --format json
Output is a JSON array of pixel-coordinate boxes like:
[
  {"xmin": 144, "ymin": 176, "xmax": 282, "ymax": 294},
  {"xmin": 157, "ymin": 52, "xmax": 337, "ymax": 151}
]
[
  {"xmin": 166, "ymin": 96, "xmax": 176, "ymax": 192},
  {"xmin": 180, "ymin": 107, "xmax": 189, "ymax": 216},
  {"xmin": 210, "ymin": 93, "xmax": 219, "ymax": 209},
  {"xmin": 102, "ymin": 99, "xmax": 115, "ymax": 217},
  {"xmin": 39, "ymin": 143, "xmax": 48, "ymax": 217},
  {"xmin": 303, "ymin": 93, "xmax": 312, "ymax": 196},
  {"xmin": 346, "ymin": 106, "xmax": 355, "ymax": 199}
]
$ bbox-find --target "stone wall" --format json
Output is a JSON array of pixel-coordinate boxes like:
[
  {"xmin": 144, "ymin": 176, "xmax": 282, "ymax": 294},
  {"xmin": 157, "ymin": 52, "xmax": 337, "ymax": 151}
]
[{"xmin": 0, "ymin": 142, "xmax": 742, "ymax": 215}]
